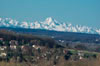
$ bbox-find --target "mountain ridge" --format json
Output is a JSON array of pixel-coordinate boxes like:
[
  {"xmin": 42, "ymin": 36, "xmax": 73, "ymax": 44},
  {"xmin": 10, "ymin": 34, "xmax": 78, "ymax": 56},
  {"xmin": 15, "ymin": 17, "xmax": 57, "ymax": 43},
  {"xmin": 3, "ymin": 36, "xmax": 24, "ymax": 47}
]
[{"xmin": 0, "ymin": 17, "xmax": 100, "ymax": 35}]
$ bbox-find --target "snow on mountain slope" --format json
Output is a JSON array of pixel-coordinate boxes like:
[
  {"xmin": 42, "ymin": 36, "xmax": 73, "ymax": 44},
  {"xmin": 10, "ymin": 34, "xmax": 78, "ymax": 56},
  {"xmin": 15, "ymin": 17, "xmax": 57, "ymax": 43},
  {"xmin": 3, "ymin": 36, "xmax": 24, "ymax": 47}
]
[{"xmin": 0, "ymin": 17, "xmax": 100, "ymax": 34}]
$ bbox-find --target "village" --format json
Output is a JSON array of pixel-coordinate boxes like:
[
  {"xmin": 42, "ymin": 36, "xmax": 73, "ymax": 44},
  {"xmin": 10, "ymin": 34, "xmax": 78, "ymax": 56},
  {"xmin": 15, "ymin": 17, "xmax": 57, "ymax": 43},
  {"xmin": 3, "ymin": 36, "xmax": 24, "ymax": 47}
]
[{"xmin": 0, "ymin": 37, "xmax": 98, "ymax": 66}]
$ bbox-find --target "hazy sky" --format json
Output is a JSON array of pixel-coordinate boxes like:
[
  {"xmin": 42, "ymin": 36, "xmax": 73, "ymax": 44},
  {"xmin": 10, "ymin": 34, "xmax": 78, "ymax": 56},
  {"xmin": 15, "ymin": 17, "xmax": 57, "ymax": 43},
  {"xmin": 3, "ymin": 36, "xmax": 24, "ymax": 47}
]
[{"xmin": 0, "ymin": 0, "xmax": 100, "ymax": 28}]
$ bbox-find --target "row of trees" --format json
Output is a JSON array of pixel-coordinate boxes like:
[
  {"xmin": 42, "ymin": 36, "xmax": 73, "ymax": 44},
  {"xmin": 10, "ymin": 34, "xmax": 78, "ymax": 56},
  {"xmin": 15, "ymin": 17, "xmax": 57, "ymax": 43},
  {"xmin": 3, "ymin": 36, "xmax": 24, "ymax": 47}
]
[
  {"xmin": 66, "ymin": 43, "xmax": 100, "ymax": 52},
  {"xmin": 0, "ymin": 29, "xmax": 60, "ymax": 48}
]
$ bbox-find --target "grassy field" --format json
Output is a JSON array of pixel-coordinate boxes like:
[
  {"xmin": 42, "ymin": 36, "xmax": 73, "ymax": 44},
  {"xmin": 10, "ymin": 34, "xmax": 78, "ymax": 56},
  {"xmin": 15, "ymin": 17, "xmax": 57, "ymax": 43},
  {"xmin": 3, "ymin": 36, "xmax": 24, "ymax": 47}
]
[{"xmin": 0, "ymin": 54, "xmax": 100, "ymax": 66}]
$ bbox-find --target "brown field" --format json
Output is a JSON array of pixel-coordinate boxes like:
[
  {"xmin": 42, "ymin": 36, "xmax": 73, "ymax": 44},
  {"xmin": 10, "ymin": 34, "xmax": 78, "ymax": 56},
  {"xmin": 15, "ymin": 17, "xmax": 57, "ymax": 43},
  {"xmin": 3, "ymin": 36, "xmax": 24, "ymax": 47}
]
[{"xmin": 0, "ymin": 55, "xmax": 100, "ymax": 66}]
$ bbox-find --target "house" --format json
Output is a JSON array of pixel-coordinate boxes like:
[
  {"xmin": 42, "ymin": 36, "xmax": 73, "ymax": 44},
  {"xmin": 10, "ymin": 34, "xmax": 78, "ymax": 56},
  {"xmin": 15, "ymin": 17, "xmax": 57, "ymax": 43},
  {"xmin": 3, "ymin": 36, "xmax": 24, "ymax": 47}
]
[
  {"xmin": 78, "ymin": 51, "xmax": 84, "ymax": 60},
  {"xmin": 9, "ymin": 40, "xmax": 18, "ymax": 50},
  {"xmin": 32, "ymin": 45, "xmax": 41, "ymax": 50},
  {"xmin": 21, "ymin": 45, "xmax": 24, "ymax": 49},
  {"xmin": 10, "ymin": 45, "xmax": 16, "ymax": 50},
  {"xmin": 63, "ymin": 49, "xmax": 68, "ymax": 54},
  {"xmin": 9, "ymin": 40, "xmax": 18, "ymax": 45},
  {"xmin": 21, "ymin": 45, "xmax": 31, "ymax": 54},
  {"xmin": 0, "ymin": 46, "xmax": 7, "ymax": 51},
  {"xmin": 0, "ymin": 52, "xmax": 7, "ymax": 57}
]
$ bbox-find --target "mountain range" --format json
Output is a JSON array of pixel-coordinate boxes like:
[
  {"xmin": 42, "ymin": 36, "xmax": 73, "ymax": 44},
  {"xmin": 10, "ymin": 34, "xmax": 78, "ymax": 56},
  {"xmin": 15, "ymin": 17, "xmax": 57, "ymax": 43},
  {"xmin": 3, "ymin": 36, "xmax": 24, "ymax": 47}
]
[{"xmin": 0, "ymin": 17, "xmax": 100, "ymax": 35}]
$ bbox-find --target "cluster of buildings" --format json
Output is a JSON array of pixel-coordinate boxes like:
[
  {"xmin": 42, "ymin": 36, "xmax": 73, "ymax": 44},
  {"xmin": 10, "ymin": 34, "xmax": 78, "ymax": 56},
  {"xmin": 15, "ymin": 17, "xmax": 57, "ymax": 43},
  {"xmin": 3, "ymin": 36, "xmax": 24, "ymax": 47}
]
[
  {"xmin": 0, "ymin": 38, "xmax": 43, "ymax": 58},
  {"xmin": 0, "ymin": 37, "xmax": 97, "ymax": 62}
]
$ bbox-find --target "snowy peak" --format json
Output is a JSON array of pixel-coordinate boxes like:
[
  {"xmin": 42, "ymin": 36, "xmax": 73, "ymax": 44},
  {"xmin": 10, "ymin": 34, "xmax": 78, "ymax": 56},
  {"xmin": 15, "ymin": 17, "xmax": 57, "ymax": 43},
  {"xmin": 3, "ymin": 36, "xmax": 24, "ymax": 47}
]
[
  {"xmin": 44, "ymin": 17, "xmax": 58, "ymax": 26},
  {"xmin": 45, "ymin": 17, "xmax": 53, "ymax": 23},
  {"xmin": 41, "ymin": 17, "xmax": 67, "ymax": 31},
  {"xmin": 0, "ymin": 17, "xmax": 100, "ymax": 35}
]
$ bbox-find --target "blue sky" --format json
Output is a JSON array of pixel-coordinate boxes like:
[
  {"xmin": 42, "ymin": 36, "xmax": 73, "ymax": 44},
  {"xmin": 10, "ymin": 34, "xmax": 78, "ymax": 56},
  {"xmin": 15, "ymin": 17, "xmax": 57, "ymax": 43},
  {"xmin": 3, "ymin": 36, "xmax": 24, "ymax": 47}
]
[{"xmin": 0, "ymin": 0, "xmax": 100, "ymax": 28}]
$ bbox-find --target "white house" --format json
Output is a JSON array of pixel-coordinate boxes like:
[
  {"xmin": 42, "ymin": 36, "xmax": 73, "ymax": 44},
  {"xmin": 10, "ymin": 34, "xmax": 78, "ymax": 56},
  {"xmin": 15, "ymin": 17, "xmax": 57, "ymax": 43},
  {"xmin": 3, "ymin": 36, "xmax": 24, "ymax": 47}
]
[{"xmin": 0, "ymin": 53, "xmax": 7, "ymax": 57}]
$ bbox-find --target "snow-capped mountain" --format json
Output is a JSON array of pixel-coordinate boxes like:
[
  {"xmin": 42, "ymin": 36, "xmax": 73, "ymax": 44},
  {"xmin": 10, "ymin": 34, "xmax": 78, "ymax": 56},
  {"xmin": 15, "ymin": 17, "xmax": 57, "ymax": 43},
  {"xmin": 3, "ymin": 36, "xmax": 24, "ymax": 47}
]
[{"xmin": 0, "ymin": 17, "xmax": 100, "ymax": 35}]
